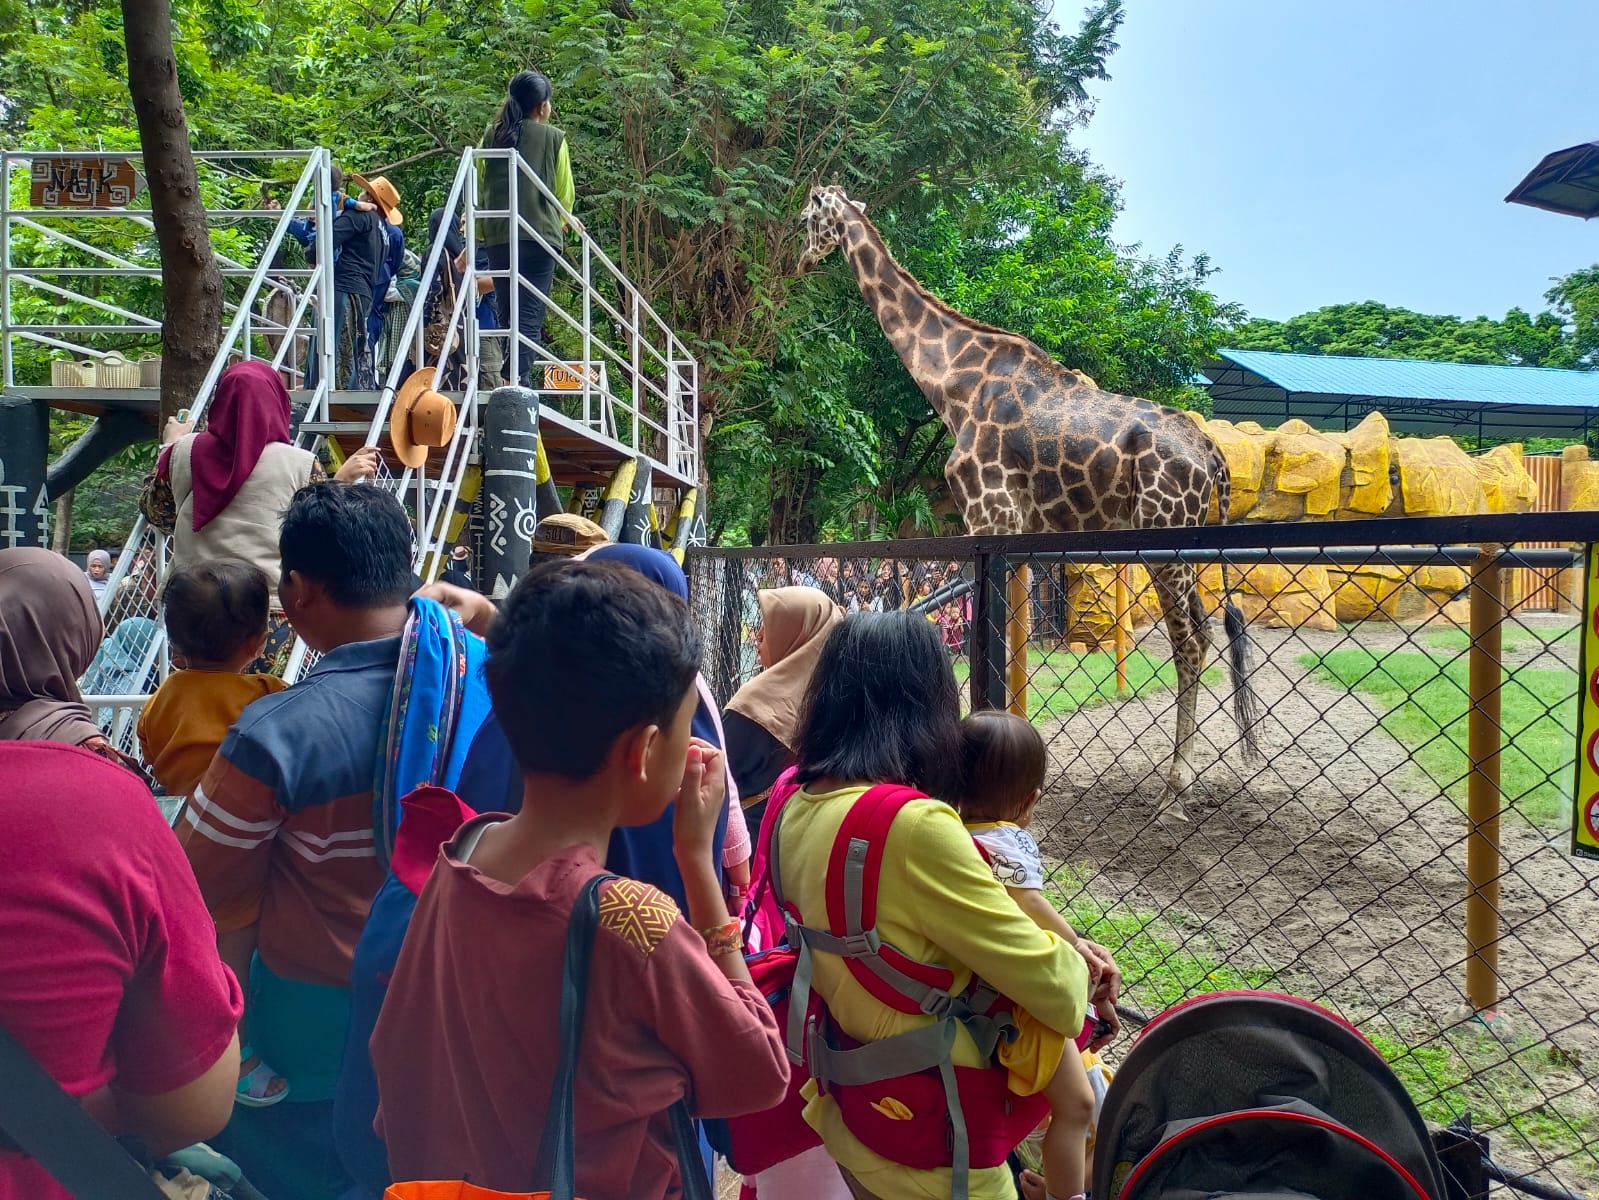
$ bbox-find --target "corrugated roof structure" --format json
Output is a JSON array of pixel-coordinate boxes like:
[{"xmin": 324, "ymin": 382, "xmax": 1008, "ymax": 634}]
[{"xmin": 1203, "ymin": 349, "xmax": 1599, "ymax": 440}]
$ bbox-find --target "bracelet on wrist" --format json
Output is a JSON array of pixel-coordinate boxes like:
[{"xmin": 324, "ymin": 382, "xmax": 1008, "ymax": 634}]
[{"xmin": 698, "ymin": 918, "xmax": 742, "ymax": 959}]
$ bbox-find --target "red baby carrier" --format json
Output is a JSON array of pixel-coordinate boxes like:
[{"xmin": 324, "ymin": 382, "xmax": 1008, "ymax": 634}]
[{"xmin": 724, "ymin": 778, "xmax": 1049, "ymax": 1196}]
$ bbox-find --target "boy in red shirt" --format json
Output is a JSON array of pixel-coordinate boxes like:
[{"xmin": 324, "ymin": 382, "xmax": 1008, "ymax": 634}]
[{"xmin": 371, "ymin": 561, "xmax": 789, "ymax": 1198}]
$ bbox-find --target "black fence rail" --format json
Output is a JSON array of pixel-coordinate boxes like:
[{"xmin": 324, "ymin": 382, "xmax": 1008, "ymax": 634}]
[{"xmin": 687, "ymin": 511, "xmax": 1599, "ymax": 1196}]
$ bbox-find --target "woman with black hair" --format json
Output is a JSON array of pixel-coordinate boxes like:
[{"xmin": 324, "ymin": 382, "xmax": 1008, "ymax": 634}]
[
  {"xmin": 479, "ymin": 70, "xmax": 577, "ymax": 386},
  {"xmin": 768, "ymin": 613, "xmax": 1110, "ymax": 1200}
]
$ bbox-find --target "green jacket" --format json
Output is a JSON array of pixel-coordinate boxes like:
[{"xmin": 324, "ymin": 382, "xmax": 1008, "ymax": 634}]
[{"xmin": 479, "ymin": 119, "xmax": 575, "ymax": 248}]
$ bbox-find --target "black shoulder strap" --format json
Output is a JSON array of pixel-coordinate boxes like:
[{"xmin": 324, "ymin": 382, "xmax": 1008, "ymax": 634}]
[
  {"xmin": 533, "ymin": 873, "xmax": 711, "ymax": 1200},
  {"xmin": 0, "ymin": 1021, "xmax": 168, "ymax": 1199}
]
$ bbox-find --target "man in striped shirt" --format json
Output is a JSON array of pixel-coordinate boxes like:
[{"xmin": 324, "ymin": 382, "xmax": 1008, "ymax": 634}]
[{"xmin": 179, "ymin": 481, "xmax": 415, "ymax": 1199}]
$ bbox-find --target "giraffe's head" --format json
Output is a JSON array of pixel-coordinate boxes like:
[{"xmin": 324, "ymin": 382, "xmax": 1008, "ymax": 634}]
[{"xmin": 797, "ymin": 185, "xmax": 866, "ymax": 274}]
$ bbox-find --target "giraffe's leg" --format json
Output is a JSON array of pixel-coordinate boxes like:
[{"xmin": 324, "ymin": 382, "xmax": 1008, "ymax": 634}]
[{"xmin": 1150, "ymin": 562, "xmax": 1210, "ymax": 821}]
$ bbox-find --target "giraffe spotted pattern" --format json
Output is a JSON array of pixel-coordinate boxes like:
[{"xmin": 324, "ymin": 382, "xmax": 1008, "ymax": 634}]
[{"xmin": 797, "ymin": 185, "xmax": 1263, "ymax": 816}]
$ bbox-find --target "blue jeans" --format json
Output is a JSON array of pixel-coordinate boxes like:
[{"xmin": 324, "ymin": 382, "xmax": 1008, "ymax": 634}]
[{"xmin": 486, "ymin": 240, "xmax": 557, "ymax": 386}]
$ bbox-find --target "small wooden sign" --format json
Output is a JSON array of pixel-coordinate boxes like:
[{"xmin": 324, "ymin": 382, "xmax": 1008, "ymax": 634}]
[
  {"xmin": 30, "ymin": 157, "xmax": 144, "ymax": 208},
  {"xmin": 543, "ymin": 362, "xmax": 600, "ymax": 391}
]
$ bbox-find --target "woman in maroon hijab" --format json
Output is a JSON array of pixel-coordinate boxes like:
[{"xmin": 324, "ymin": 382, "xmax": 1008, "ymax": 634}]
[{"xmin": 140, "ymin": 360, "xmax": 379, "ymax": 674}]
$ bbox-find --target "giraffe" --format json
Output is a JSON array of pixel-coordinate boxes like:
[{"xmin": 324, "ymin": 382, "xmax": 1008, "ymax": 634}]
[{"xmin": 796, "ymin": 185, "xmax": 1263, "ymax": 817}]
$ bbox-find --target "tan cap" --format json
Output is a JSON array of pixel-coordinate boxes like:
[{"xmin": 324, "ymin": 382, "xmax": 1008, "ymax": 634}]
[{"xmin": 531, "ymin": 513, "xmax": 609, "ymax": 556}]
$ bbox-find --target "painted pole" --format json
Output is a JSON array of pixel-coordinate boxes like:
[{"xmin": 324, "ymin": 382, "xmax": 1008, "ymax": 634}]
[
  {"xmin": 1466, "ymin": 545, "xmax": 1504, "ymax": 1013},
  {"xmin": 597, "ymin": 458, "xmax": 637, "ymax": 542},
  {"xmin": 481, "ymin": 385, "xmax": 541, "ymax": 598},
  {"xmin": 533, "ymin": 433, "xmax": 562, "ymax": 520},
  {"xmin": 0, "ymin": 394, "xmax": 50, "ymax": 549},
  {"xmin": 621, "ymin": 460, "xmax": 656, "ymax": 546},
  {"xmin": 668, "ymin": 487, "xmax": 699, "ymax": 565},
  {"xmin": 1006, "ymin": 563, "xmax": 1031, "ymax": 718},
  {"xmin": 1114, "ymin": 567, "xmax": 1131, "ymax": 697}
]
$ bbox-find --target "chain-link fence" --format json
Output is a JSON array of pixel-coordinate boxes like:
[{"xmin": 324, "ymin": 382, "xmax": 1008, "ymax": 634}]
[{"xmin": 688, "ymin": 510, "xmax": 1599, "ymax": 1196}]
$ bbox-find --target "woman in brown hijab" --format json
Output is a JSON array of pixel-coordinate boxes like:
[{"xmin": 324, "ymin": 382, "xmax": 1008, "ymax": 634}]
[
  {"xmin": 0, "ymin": 548, "xmax": 140, "ymax": 770},
  {"xmin": 722, "ymin": 585, "xmax": 843, "ymax": 827}
]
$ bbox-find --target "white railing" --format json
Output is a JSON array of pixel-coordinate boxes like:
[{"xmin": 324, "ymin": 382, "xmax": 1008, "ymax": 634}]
[
  {"xmin": 20, "ymin": 142, "xmax": 704, "ymax": 692},
  {"xmin": 2, "ymin": 149, "xmax": 336, "ymax": 394}
]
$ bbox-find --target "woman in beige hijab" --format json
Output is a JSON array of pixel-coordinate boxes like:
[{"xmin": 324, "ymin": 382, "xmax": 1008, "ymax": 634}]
[{"xmin": 722, "ymin": 585, "xmax": 843, "ymax": 827}]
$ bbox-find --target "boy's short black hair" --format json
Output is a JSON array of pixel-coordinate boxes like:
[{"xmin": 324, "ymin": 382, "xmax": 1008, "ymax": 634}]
[
  {"xmin": 792, "ymin": 612, "xmax": 962, "ymax": 797},
  {"xmin": 279, "ymin": 482, "xmax": 414, "ymax": 607},
  {"xmin": 486, "ymin": 560, "xmax": 702, "ymax": 779},
  {"xmin": 161, "ymin": 559, "xmax": 271, "ymax": 665},
  {"xmin": 950, "ymin": 709, "xmax": 1047, "ymax": 823}
]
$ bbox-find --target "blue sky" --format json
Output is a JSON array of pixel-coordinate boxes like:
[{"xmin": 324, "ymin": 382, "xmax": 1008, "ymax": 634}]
[{"xmin": 1066, "ymin": 0, "xmax": 1599, "ymax": 324}]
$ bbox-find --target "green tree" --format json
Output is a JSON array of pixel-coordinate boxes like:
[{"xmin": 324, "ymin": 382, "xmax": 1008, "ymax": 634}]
[
  {"xmin": 1231, "ymin": 300, "xmax": 1578, "ymax": 368},
  {"xmin": 1546, "ymin": 265, "xmax": 1599, "ymax": 367}
]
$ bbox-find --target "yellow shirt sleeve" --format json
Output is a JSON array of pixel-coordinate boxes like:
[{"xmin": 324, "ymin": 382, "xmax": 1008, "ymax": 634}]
[
  {"xmin": 553, "ymin": 140, "xmax": 575, "ymax": 219},
  {"xmin": 896, "ymin": 802, "xmax": 1089, "ymax": 1036}
]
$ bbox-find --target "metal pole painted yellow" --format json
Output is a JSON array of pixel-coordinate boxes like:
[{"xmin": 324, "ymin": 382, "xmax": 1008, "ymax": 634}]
[
  {"xmin": 1114, "ymin": 567, "xmax": 1130, "ymax": 698},
  {"xmin": 1466, "ymin": 546, "xmax": 1504, "ymax": 1013},
  {"xmin": 1006, "ymin": 564, "xmax": 1031, "ymax": 718}
]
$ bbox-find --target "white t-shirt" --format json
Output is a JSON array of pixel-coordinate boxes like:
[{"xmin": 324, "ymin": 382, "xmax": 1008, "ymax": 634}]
[{"xmin": 967, "ymin": 821, "xmax": 1044, "ymax": 890}]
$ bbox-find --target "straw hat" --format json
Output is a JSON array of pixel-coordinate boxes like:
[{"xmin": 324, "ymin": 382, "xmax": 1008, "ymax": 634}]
[
  {"xmin": 350, "ymin": 173, "xmax": 404, "ymax": 226},
  {"xmin": 390, "ymin": 369, "xmax": 457, "ymax": 468}
]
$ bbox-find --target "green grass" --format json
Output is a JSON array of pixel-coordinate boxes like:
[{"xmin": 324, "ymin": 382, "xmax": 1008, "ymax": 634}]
[
  {"xmin": 1422, "ymin": 624, "xmax": 1578, "ymax": 655},
  {"xmin": 1365, "ymin": 1026, "xmax": 1599, "ymax": 1179},
  {"xmin": 1300, "ymin": 649, "xmax": 1577, "ymax": 828},
  {"xmin": 1043, "ymin": 867, "xmax": 1598, "ymax": 1180},
  {"xmin": 956, "ymin": 650, "xmax": 1221, "ymax": 721},
  {"xmin": 1044, "ymin": 872, "xmax": 1275, "ymax": 1012}
]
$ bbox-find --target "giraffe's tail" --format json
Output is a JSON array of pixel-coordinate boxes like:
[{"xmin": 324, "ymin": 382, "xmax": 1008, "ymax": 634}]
[{"xmin": 1210, "ymin": 443, "xmax": 1265, "ymax": 763}]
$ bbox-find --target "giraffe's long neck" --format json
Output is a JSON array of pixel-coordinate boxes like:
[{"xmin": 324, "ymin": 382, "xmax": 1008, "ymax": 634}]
[{"xmin": 840, "ymin": 216, "xmax": 972, "ymax": 427}]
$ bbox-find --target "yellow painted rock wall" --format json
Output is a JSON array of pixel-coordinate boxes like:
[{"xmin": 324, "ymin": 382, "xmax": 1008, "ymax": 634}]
[
  {"xmin": 1561, "ymin": 446, "xmax": 1599, "ymax": 511},
  {"xmin": 1473, "ymin": 444, "xmax": 1538, "ymax": 513},
  {"xmin": 1329, "ymin": 411, "xmax": 1393, "ymax": 517},
  {"xmin": 1049, "ymin": 414, "xmax": 1540, "ymax": 638},
  {"xmin": 1390, "ymin": 436, "xmax": 1486, "ymax": 517}
]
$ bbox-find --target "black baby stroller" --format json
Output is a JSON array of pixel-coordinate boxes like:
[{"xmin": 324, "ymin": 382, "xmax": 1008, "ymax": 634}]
[{"xmin": 1092, "ymin": 990, "xmax": 1448, "ymax": 1200}]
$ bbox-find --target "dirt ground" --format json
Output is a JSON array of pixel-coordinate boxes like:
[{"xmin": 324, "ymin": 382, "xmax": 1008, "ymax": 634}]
[{"xmin": 1030, "ymin": 613, "xmax": 1599, "ymax": 1190}]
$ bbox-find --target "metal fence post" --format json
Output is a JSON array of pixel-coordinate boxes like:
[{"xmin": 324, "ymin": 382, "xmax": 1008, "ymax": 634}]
[
  {"xmin": 1466, "ymin": 544, "xmax": 1504, "ymax": 1013},
  {"xmin": 970, "ymin": 551, "xmax": 1008, "ymax": 712},
  {"xmin": 1113, "ymin": 565, "xmax": 1131, "ymax": 697},
  {"xmin": 1007, "ymin": 562, "xmax": 1031, "ymax": 717}
]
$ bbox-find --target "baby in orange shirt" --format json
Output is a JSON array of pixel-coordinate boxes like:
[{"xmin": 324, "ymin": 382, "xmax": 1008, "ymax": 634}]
[{"xmin": 137, "ymin": 558, "xmax": 289, "ymax": 1107}]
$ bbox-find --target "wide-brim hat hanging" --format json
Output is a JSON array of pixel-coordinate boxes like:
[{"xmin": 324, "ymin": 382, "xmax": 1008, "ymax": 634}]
[{"xmin": 390, "ymin": 368, "xmax": 457, "ymax": 468}]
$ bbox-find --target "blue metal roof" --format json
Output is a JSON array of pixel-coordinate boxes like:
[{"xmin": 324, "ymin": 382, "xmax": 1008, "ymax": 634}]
[{"xmin": 1204, "ymin": 349, "xmax": 1599, "ymax": 439}]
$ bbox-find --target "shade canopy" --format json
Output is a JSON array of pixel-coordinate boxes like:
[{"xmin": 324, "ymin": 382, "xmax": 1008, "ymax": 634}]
[
  {"xmin": 1505, "ymin": 141, "xmax": 1599, "ymax": 219},
  {"xmin": 1204, "ymin": 349, "xmax": 1599, "ymax": 441}
]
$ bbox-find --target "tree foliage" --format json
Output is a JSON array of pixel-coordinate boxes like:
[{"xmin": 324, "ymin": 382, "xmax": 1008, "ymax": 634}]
[{"xmin": 1230, "ymin": 294, "xmax": 1595, "ymax": 370}]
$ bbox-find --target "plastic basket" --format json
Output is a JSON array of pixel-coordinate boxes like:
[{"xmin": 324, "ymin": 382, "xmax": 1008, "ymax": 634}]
[
  {"xmin": 51, "ymin": 359, "xmax": 96, "ymax": 387},
  {"xmin": 96, "ymin": 352, "xmax": 142, "ymax": 388},
  {"xmin": 139, "ymin": 356, "xmax": 161, "ymax": 387}
]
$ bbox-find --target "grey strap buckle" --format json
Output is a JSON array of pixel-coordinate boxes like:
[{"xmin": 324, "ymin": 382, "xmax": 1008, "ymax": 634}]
[{"xmin": 840, "ymin": 929, "xmax": 881, "ymax": 957}]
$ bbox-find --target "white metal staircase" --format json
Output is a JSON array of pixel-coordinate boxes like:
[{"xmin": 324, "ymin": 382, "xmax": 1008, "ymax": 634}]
[{"xmin": 2, "ymin": 143, "xmax": 702, "ymax": 749}]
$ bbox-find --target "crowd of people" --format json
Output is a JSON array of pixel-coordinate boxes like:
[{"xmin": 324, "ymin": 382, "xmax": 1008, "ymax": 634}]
[
  {"xmin": 1, "ymin": 462, "xmax": 1120, "ymax": 1200},
  {"xmin": 0, "ymin": 68, "xmax": 1120, "ymax": 1200},
  {"xmin": 763, "ymin": 554, "xmax": 972, "ymax": 655}
]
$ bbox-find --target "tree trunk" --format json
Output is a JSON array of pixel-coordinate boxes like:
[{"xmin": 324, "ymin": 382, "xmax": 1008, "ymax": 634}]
[
  {"xmin": 121, "ymin": 0, "xmax": 224, "ymax": 425},
  {"xmin": 51, "ymin": 491, "xmax": 73, "ymax": 554}
]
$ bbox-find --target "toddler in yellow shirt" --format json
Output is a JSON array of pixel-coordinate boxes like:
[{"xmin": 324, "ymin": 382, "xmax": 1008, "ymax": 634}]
[
  {"xmin": 954, "ymin": 710, "xmax": 1097, "ymax": 1200},
  {"xmin": 137, "ymin": 558, "xmax": 289, "ymax": 1107}
]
